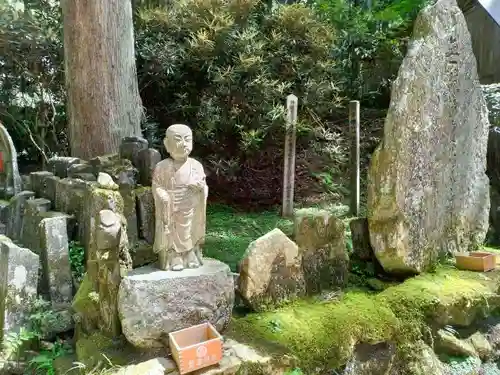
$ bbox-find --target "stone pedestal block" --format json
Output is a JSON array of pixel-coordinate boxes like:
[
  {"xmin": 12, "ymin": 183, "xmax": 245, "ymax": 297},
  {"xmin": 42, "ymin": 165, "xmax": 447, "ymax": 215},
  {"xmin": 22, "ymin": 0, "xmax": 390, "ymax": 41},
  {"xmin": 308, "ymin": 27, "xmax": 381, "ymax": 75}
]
[{"xmin": 118, "ymin": 258, "xmax": 234, "ymax": 349}]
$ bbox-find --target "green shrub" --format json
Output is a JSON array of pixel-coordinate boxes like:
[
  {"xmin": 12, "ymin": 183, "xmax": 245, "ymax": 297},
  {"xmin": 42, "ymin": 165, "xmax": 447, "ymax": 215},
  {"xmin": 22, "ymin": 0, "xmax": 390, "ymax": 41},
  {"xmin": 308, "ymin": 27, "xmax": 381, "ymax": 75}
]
[
  {"xmin": 0, "ymin": 1, "xmax": 67, "ymax": 164},
  {"xmin": 135, "ymin": 0, "xmax": 346, "ymax": 206},
  {"xmin": 311, "ymin": 0, "xmax": 428, "ymax": 107}
]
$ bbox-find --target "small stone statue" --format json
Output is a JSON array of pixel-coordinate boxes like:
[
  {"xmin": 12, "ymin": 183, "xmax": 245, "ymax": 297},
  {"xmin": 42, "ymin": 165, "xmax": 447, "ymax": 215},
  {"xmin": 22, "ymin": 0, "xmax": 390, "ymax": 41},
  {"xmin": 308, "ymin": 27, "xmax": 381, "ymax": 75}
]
[
  {"xmin": 95, "ymin": 209, "xmax": 132, "ymax": 337},
  {"xmin": 152, "ymin": 124, "xmax": 208, "ymax": 271}
]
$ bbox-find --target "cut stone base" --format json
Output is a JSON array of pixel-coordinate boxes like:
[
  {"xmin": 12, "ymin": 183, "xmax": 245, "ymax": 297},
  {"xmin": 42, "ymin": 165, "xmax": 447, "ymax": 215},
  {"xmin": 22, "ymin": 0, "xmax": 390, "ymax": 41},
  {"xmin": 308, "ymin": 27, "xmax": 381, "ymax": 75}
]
[{"xmin": 118, "ymin": 258, "xmax": 234, "ymax": 349}]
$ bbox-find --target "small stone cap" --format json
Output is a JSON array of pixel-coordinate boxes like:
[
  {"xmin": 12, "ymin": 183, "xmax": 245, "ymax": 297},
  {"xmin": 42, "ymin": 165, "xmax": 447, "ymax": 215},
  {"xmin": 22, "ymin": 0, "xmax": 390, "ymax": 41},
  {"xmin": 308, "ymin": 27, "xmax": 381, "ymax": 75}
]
[
  {"xmin": 99, "ymin": 209, "xmax": 119, "ymax": 228},
  {"xmin": 97, "ymin": 172, "xmax": 119, "ymax": 190}
]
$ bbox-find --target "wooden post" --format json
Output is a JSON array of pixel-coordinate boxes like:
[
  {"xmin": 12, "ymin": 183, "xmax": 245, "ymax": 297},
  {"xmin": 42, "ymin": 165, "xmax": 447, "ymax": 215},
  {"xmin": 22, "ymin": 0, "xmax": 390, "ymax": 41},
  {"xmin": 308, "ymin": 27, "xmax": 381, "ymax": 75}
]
[
  {"xmin": 282, "ymin": 94, "xmax": 298, "ymax": 218},
  {"xmin": 349, "ymin": 100, "xmax": 360, "ymax": 216}
]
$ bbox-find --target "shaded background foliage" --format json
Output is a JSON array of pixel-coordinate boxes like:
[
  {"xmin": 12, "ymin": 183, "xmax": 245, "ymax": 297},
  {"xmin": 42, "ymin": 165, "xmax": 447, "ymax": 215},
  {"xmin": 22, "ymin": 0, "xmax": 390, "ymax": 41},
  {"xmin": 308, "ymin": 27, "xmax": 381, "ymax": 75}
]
[{"xmin": 0, "ymin": 0, "xmax": 427, "ymax": 208}]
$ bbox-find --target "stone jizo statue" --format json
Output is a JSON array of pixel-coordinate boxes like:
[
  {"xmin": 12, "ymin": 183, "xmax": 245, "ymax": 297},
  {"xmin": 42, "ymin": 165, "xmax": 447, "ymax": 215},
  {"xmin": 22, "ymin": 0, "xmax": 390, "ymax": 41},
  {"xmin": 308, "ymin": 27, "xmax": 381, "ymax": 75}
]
[{"xmin": 152, "ymin": 124, "xmax": 208, "ymax": 271}]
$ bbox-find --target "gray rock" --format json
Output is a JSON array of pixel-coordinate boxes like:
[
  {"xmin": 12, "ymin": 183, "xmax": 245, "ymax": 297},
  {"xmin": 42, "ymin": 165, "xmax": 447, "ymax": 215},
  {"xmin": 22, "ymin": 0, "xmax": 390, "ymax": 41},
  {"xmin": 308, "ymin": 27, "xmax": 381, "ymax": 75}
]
[
  {"xmin": 55, "ymin": 178, "xmax": 93, "ymax": 215},
  {"xmin": 30, "ymin": 171, "xmax": 56, "ymax": 203},
  {"xmin": 20, "ymin": 198, "xmax": 52, "ymax": 253},
  {"xmin": 72, "ymin": 173, "xmax": 97, "ymax": 182},
  {"xmin": 137, "ymin": 148, "xmax": 161, "ymax": 186},
  {"xmin": 467, "ymin": 331, "xmax": 494, "ymax": 360},
  {"xmin": 0, "ymin": 236, "xmax": 39, "ymax": 343},
  {"xmin": 367, "ymin": 0, "xmax": 490, "ymax": 274},
  {"xmin": 47, "ymin": 156, "xmax": 81, "ymax": 178},
  {"xmin": 118, "ymin": 259, "xmax": 234, "ymax": 349},
  {"xmin": 136, "ymin": 187, "xmax": 155, "ymax": 244},
  {"xmin": 39, "ymin": 215, "xmax": 73, "ymax": 308},
  {"xmin": 389, "ymin": 342, "xmax": 446, "ymax": 375},
  {"xmin": 435, "ymin": 329, "xmax": 478, "ymax": 358},
  {"xmin": 343, "ymin": 342, "xmax": 396, "ymax": 375},
  {"xmin": 97, "ymin": 172, "xmax": 119, "ymax": 190},
  {"xmin": 120, "ymin": 137, "xmax": 149, "ymax": 167},
  {"xmin": 89, "ymin": 154, "xmax": 138, "ymax": 189},
  {"xmin": 349, "ymin": 218, "xmax": 373, "ymax": 261},
  {"xmin": 238, "ymin": 228, "xmax": 305, "ymax": 311},
  {"xmin": 40, "ymin": 307, "xmax": 74, "ymax": 340},
  {"xmin": 6, "ymin": 191, "xmax": 35, "ymax": 241},
  {"xmin": 67, "ymin": 163, "xmax": 94, "ymax": 179},
  {"xmin": 120, "ymin": 187, "xmax": 138, "ymax": 244}
]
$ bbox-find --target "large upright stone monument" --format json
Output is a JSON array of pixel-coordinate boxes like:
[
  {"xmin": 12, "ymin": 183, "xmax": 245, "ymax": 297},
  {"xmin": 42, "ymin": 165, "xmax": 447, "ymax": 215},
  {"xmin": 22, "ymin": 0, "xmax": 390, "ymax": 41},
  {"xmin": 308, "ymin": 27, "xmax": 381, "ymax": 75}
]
[{"xmin": 367, "ymin": 0, "xmax": 490, "ymax": 274}]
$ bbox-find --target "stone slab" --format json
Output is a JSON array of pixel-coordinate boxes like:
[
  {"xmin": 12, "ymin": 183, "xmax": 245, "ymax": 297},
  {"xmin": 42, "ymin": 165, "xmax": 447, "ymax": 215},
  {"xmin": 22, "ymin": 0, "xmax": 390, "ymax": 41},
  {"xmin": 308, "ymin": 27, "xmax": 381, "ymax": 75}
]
[
  {"xmin": 0, "ymin": 236, "xmax": 39, "ymax": 343},
  {"xmin": 118, "ymin": 258, "xmax": 234, "ymax": 349}
]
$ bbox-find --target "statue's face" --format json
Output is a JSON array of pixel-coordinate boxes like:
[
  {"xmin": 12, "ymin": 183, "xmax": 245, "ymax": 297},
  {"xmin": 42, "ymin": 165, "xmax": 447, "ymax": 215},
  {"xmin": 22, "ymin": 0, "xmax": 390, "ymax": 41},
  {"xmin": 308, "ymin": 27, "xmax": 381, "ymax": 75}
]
[{"xmin": 164, "ymin": 124, "xmax": 193, "ymax": 161}]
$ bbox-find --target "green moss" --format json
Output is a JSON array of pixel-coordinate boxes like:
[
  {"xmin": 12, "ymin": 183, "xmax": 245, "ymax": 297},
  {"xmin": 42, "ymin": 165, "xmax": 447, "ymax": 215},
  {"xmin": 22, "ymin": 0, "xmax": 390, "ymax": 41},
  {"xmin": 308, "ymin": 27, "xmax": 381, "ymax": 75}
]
[
  {"xmin": 228, "ymin": 291, "xmax": 398, "ymax": 371},
  {"xmin": 72, "ymin": 273, "xmax": 97, "ymax": 314},
  {"xmin": 134, "ymin": 186, "xmax": 151, "ymax": 195},
  {"xmin": 236, "ymin": 361, "xmax": 270, "ymax": 375},
  {"xmin": 72, "ymin": 273, "xmax": 100, "ymax": 338},
  {"xmin": 228, "ymin": 266, "xmax": 500, "ymax": 374},
  {"xmin": 92, "ymin": 188, "xmax": 125, "ymax": 214},
  {"xmin": 75, "ymin": 332, "xmax": 119, "ymax": 369},
  {"xmin": 204, "ymin": 204, "xmax": 293, "ymax": 271}
]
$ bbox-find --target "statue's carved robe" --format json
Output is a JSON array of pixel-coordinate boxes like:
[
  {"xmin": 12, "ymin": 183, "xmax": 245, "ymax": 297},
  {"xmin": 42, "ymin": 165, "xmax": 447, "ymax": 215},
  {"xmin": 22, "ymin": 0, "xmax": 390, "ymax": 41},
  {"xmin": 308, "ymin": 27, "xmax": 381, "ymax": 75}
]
[{"xmin": 152, "ymin": 158, "xmax": 207, "ymax": 255}]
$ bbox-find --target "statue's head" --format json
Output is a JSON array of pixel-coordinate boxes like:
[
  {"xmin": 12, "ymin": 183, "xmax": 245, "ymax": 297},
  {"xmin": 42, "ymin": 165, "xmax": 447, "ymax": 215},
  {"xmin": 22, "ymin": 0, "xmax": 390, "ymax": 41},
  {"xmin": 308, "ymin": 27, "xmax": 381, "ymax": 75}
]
[{"xmin": 164, "ymin": 124, "xmax": 193, "ymax": 161}]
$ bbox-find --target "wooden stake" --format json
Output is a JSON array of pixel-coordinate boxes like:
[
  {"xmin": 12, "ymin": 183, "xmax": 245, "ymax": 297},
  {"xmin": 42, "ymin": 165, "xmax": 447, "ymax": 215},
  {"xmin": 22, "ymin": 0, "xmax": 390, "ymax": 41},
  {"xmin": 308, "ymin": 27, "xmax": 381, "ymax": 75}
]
[
  {"xmin": 282, "ymin": 94, "xmax": 298, "ymax": 218},
  {"xmin": 349, "ymin": 100, "xmax": 360, "ymax": 216}
]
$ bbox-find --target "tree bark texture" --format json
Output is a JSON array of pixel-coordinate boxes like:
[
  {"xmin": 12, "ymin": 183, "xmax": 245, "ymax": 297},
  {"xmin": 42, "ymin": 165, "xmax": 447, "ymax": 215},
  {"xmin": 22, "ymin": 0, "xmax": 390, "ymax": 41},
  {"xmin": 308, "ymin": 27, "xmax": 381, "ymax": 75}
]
[{"xmin": 62, "ymin": 0, "xmax": 144, "ymax": 160}]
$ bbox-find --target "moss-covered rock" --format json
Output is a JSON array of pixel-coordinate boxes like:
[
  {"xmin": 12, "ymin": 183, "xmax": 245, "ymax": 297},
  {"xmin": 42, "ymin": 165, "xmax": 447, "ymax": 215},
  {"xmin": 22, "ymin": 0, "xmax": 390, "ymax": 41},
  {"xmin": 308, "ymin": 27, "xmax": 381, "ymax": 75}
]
[
  {"xmin": 294, "ymin": 208, "xmax": 349, "ymax": 294},
  {"xmin": 72, "ymin": 273, "xmax": 100, "ymax": 338},
  {"xmin": 390, "ymin": 341, "xmax": 446, "ymax": 375},
  {"xmin": 135, "ymin": 186, "xmax": 155, "ymax": 245},
  {"xmin": 238, "ymin": 228, "xmax": 306, "ymax": 312},
  {"xmin": 435, "ymin": 329, "xmax": 477, "ymax": 358},
  {"xmin": 82, "ymin": 186, "xmax": 124, "ymax": 265},
  {"xmin": 228, "ymin": 267, "xmax": 500, "ymax": 374},
  {"xmin": 467, "ymin": 331, "xmax": 494, "ymax": 360}
]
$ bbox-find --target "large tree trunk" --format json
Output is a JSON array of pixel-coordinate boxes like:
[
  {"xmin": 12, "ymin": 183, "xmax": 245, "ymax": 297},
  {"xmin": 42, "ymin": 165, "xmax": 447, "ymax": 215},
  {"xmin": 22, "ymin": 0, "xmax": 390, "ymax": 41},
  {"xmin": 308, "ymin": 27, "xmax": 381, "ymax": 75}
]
[{"xmin": 62, "ymin": 0, "xmax": 144, "ymax": 160}]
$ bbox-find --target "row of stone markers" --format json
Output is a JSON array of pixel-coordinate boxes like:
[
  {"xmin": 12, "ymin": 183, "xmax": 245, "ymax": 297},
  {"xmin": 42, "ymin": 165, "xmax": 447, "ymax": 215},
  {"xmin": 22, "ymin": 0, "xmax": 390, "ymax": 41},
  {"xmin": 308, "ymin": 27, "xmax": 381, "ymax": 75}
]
[
  {"xmin": 0, "ymin": 136, "xmax": 164, "ymax": 350},
  {"xmin": 26, "ymin": 137, "xmax": 161, "ymax": 264}
]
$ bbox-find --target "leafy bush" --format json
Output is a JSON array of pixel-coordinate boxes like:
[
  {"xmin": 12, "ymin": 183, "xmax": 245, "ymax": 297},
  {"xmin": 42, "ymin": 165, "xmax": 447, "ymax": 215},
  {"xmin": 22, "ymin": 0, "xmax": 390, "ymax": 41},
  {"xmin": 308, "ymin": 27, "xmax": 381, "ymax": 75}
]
[
  {"xmin": 312, "ymin": 0, "xmax": 428, "ymax": 107},
  {"xmin": 135, "ymin": 0, "xmax": 346, "ymax": 206},
  {"xmin": 0, "ymin": 1, "xmax": 67, "ymax": 165},
  {"xmin": 483, "ymin": 83, "xmax": 500, "ymax": 127}
]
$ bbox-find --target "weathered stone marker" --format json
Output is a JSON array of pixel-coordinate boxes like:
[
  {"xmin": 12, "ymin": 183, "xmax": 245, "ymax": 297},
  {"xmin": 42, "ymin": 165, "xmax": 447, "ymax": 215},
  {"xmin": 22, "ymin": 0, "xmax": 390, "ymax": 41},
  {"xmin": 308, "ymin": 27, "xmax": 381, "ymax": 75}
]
[
  {"xmin": 40, "ymin": 215, "xmax": 73, "ymax": 308},
  {"xmin": 367, "ymin": 0, "xmax": 490, "ymax": 274},
  {"xmin": 0, "ymin": 236, "xmax": 39, "ymax": 345},
  {"xmin": 282, "ymin": 94, "xmax": 298, "ymax": 218},
  {"xmin": 0, "ymin": 123, "xmax": 21, "ymax": 198}
]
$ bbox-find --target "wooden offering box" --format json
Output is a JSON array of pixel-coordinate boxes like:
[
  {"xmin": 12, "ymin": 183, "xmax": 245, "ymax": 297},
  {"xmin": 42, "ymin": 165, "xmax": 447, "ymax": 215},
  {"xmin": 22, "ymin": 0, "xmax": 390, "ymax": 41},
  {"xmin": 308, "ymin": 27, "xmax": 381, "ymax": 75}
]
[
  {"xmin": 455, "ymin": 251, "xmax": 496, "ymax": 272},
  {"xmin": 169, "ymin": 322, "xmax": 223, "ymax": 374}
]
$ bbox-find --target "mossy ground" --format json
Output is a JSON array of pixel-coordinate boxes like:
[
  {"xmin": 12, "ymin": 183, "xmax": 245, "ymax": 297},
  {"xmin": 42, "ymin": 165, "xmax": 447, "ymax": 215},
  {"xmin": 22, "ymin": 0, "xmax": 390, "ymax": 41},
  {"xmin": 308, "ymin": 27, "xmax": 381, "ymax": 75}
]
[
  {"xmin": 203, "ymin": 204, "xmax": 293, "ymax": 271},
  {"xmin": 203, "ymin": 203, "xmax": 352, "ymax": 272},
  {"xmin": 227, "ymin": 266, "xmax": 500, "ymax": 373}
]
